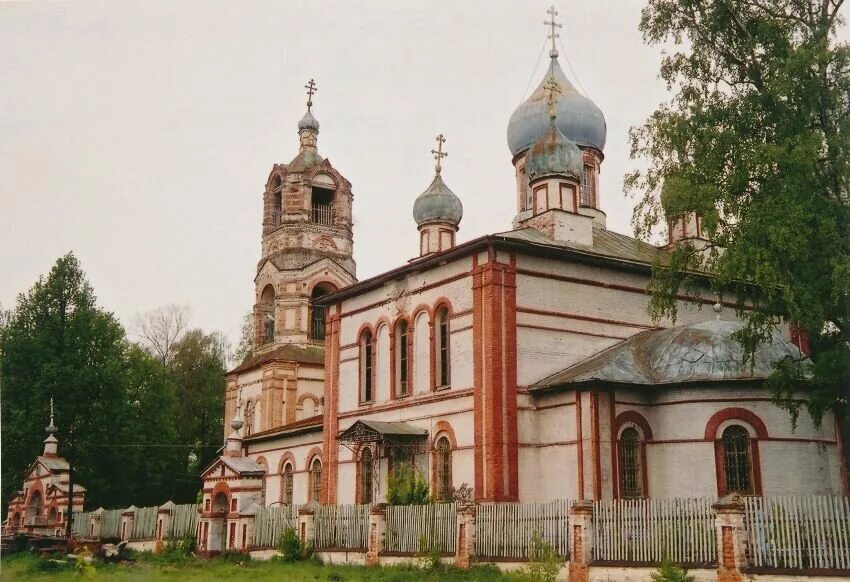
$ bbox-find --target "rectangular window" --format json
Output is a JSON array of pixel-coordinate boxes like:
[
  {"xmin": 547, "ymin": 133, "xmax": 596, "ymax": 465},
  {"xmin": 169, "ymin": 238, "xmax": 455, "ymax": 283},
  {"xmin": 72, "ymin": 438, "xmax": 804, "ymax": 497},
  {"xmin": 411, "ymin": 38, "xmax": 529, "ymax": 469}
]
[
  {"xmin": 398, "ymin": 323, "xmax": 409, "ymax": 396},
  {"xmin": 581, "ymin": 165, "xmax": 592, "ymax": 206}
]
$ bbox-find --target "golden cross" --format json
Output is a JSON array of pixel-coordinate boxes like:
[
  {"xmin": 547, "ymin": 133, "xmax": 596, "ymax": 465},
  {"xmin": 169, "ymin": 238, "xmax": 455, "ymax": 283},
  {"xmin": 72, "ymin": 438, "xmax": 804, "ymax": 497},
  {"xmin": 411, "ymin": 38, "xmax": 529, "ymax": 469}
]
[
  {"xmin": 544, "ymin": 76, "xmax": 561, "ymax": 120},
  {"xmin": 305, "ymin": 78, "xmax": 317, "ymax": 110},
  {"xmin": 544, "ymin": 5, "xmax": 562, "ymax": 58},
  {"xmin": 431, "ymin": 133, "xmax": 448, "ymax": 175}
]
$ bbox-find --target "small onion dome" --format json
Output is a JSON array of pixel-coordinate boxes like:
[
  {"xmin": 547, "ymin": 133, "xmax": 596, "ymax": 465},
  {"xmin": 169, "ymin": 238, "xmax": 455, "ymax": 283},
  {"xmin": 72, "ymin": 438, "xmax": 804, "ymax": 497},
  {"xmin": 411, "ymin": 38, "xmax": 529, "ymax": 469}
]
[
  {"xmin": 298, "ymin": 109, "xmax": 320, "ymax": 131},
  {"xmin": 413, "ymin": 174, "xmax": 463, "ymax": 227},
  {"xmin": 525, "ymin": 123, "xmax": 583, "ymax": 182},
  {"xmin": 45, "ymin": 421, "xmax": 58, "ymax": 435},
  {"xmin": 507, "ymin": 57, "xmax": 606, "ymax": 156}
]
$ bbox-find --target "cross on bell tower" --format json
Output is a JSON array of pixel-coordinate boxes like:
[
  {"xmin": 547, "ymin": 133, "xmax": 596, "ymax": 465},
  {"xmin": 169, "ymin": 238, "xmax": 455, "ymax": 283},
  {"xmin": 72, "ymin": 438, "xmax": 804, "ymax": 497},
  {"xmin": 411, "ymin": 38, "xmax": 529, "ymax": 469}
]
[
  {"xmin": 431, "ymin": 133, "xmax": 448, "ymax": 175},
  {"xmin": 544, "ymin": 5, "xmax": 562, "ymax": 59}
]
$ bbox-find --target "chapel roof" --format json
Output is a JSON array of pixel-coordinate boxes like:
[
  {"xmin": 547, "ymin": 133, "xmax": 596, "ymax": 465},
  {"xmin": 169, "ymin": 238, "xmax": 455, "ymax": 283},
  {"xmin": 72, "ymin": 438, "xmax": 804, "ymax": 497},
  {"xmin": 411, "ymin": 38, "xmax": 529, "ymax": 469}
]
[
  {"xmin": 202, "ymin": 455, "xmax": 266, "ymax": 478},
  {"xmin": 531, "ymin": 320, "xmax": 804, "ymax": 390}
]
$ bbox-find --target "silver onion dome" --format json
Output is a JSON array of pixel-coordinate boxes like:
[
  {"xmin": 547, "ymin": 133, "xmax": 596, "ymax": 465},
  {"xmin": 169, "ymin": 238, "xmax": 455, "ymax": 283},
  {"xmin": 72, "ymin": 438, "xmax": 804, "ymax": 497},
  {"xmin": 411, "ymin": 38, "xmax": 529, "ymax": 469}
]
[
  {"xmin": 507, "ymin": 57, "xmax": 606, "ymax": 156},
  {"xmin": 298, "ymin": 109, "xmax": 320, "ymax": 131},
  {"xmin": 413, "ymin": 174, "xmax": 463, "ymax": 227},
  {"xmin": 525, "ymin": 123, "xmax": 583, "ymax": 181}
]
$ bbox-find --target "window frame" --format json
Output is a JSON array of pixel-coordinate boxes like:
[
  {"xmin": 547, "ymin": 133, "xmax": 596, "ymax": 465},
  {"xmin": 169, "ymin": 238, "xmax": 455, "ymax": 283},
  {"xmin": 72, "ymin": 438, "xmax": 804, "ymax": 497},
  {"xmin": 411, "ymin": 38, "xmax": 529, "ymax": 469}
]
[
  {"xmin": 721, "ymin": 425, "xmax": 754, "ymax": 495},
  {"xmin": 617, "ymin": 427, "xmax": 643, "ymax": 499},
  {"xmin": 310, "ymin": 458, "xmax": 322, "ymax": 502},
  {"xmin": 395, "ymin": 319, "xmax": 410, "ymax": 397},
  {"xmin": 359, "ymin": 447, "xmax": 374, "ymax": 504},
  {"xmin": 434, "ymin": 436, "xmax": 452, "ymax": 502},
  {"xmin": 281, "ymin": 463, "xmax": 294, "ymax": 505},
  {"xmin": 360, "ymin": 329, "xmax": 374, "ymax": 403}
]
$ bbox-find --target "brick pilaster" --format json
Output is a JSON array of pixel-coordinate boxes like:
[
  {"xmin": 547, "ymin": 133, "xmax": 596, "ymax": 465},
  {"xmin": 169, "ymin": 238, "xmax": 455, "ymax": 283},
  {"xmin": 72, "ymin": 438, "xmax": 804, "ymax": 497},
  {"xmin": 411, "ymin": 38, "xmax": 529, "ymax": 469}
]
[
  {"xmin": 298, "ymin": 507, "xmax": 315, "ymax": 546},
  {"xmin": 455, "ymin": 504, "xmax": 476, "ymax": 568},
  {"xmin": 366, "ymin": 504, "xmax": 387, "ymax": 566},
  {"xmin": 568, "ymin": 500, "xmax": 594, "ymax": 582},
  {"xmin": 713, "ymin": 496, "xmax": 747, "ymax": 582},
  {"xmin": 321, "ymin": 305, "xmax": 341, "ymax": 504}
]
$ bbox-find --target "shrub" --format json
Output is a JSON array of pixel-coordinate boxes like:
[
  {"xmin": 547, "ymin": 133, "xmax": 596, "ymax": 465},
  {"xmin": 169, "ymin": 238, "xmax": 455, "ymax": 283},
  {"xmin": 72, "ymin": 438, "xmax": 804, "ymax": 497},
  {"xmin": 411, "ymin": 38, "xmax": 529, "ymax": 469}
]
[
  {"xmin": 158, "ymin": 535, "xmax": 198, "ymax": 563},
  {"xmin": 416, "ymin": 533, "xmax": 443, "ymax": 571},
  {"xmin": 217, "ymin": 549, "xmax": 251, "ymax": 565},
  {"xmin": 518, "ymin": 532, "xmax": 561, "ymax": 582},
  {"xmin": 387, "ymin": 463, "xmax": 431, "ymax": 505},
  {"xmin": 650, "ymin": 557, "xmax": 694, "ymax": 582},
  {"xmin": 278, "ymin": 527, "xmax": 312, "ymax": 562}
]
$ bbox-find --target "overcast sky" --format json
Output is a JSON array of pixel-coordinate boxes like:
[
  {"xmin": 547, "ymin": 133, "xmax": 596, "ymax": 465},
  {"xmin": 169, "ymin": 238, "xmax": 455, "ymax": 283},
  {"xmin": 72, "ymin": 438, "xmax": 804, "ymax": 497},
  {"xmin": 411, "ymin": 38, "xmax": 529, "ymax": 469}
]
[{"xmin": 0, "ymin": 0, "xmax": 699, "ymax": 345}]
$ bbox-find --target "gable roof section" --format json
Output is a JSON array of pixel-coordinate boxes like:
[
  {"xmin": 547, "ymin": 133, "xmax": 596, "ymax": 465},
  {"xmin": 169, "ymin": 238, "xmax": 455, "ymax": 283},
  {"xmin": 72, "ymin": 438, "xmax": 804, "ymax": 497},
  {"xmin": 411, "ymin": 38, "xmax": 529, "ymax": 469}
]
[
  {"xmin": 532, "ymin": 320, "xmax": 803, "ymax": 390},
  {"xmin": 201, "ymin": 455, "xmax": 266, "ymax": 479},
  {"xmin": 228, "ymin": 344, "xmax": 324, "ymax": 375}
]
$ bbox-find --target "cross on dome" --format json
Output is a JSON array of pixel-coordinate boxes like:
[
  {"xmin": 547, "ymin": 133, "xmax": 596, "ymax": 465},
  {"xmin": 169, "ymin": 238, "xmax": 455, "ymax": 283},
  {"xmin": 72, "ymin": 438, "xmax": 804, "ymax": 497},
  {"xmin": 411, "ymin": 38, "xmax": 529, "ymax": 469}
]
[
  {"xmin": 45, "ymin": 395, "xmax": 58, "ymax": 435},
  {"xmin": 544, "ymin": 75, "xmax": 561, "ymax": 121},
  {"xmin": 431, "ymin": 133, "xmax": 448, "ymax": 175},
  {"xmin": 544, "ymin": 5, "xmax": 562, "ymax": 59},
  {"xmin": 305, "ymin": 78, "xmax": 317, "ymax": 111}
]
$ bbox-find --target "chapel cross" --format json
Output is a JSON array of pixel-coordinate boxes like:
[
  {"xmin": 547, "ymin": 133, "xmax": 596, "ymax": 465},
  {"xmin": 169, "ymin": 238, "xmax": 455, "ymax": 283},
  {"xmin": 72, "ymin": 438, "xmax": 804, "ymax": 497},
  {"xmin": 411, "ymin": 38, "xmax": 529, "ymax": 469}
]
[
  {"xmin": 305, "ymin": 78, "xmax": 317, "ymax": 110},
  {"xmin": 544, "ymin": 75, "xmax": 561, "ymax": 120},
  {"xmin": 431, "ymin": 133, "xmax": 448, "ymax": 175},
  {"xmin": 49, "ymin": 396, "xmax": 54, "ymax": 424},
  {"xmin": 544, "ymin": 5, "xmax": 562, "ymax": 58}
]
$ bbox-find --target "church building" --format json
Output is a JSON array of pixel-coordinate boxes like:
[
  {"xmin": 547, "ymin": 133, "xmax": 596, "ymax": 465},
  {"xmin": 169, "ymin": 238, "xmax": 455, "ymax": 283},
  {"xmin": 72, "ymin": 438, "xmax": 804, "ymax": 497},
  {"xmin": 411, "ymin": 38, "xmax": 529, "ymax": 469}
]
[
  {"xmin": 201, "ymin": 8, "xmax": 847, "ymax": 534},
  {"xmin": 4, "ymin": 403, "xmax": 87, "ymax": 537}
]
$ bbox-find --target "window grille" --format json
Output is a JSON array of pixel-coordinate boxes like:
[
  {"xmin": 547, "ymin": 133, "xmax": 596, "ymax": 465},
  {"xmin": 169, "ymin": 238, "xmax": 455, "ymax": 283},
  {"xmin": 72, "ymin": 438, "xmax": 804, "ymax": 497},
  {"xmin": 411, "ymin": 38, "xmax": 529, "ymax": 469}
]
[
  {"xmin": 437, "ymin": 309, "xmax": 450, "ymax": 386},
  {"xmin": 360, "ymin": 448, "xmax": 373, "ymax": 504},
  {"xmin": 282, "ymin": 464, "xmax": 293, "ymax": 505},
  {"xmin": 618, "ymin": 427, "xmax": 642, "ymax": 498},
  {"xmin": 722, "ymin": 425, "xmax": 753, "ymax": 494},
  {"xmin": 361, "ymin": 332, "xmax": 373, "ymax": 402},
  {"xmin": 397, "ymin": 321, "xmax": 409, "ymax": 396},
  {"xmin": 311, "ymin": 304, "xmax": 326, "ymax": 340},
  {"xmin": 436, "ymin": 437, "xmax": 452, "ymax": 501},
  {"xmin": 310, "ymin": 459, "xmax": 322, "ymax": 502}
]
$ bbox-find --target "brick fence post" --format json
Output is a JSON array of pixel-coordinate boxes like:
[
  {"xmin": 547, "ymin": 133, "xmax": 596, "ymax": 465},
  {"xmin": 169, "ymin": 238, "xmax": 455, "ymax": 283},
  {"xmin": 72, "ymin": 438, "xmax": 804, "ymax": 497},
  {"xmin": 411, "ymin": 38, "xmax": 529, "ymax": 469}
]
[
  {"xmin": 455, "ymin": 503, "xmax": 476, "ymax": 568},
  {"xmin": 568, "ymin": 500, "xmax": 594, "ymax": 582},
  {"xmin": 713, "ymin": 495, "xmax": 747, "ymax": 582},
  {"xmin": 366, "ymin": 503, "xmax": 387, "ymax": 566},
  {"xmin": 298, "ymin": 507, "xmax": 315, "ymax": 547},
  {"xmin": 120, "ymin": 506, "xmax": 136, "ymax": 541},
  {"xmin": 89, "ymin": 508, "xmax": 103, "ymax": 539}
]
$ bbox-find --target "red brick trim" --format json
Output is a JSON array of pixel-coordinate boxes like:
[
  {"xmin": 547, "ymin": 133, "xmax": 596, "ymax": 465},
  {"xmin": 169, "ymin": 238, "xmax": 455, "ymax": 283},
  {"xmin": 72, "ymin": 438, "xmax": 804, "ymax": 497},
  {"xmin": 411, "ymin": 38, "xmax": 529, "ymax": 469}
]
[
  {"xmin": 576, "ymin": 390, "xmax": 584, "ymax": 500},
  {"xmin": 590, "ymin": 391, "xmax": 602, "ymax": 499},
  {"xmin": 472, "ymin": 252, "xmax": 484, "ymax": 499},
  {"xmin": 321, "ymin": 304, "xmax": 341, "ymax": 504},
  {"xmin": 276, "ymin": 452, "xmax": 296, "ymax": 475},
  {"xmin": 706, "ymin": 408, "xmax": 766, "ymax": 496},
  {"xmin": 516, "ymin": 306, "xmax": 656, "ymax": 331},
  {"xmin": 704, "ymin": 408, "xmax": 769, "ymax": 440},
  {"xmin": 431, "ymin": 420, "xmax": 458, "ymax": 450},
  {"xmin": 614, "ymin": 411, "xmax": 654, "ymax": 441},
  {"xmin": 518, "ymin": 322, "xmax": 630, "ymax": 341},
  {"xmin": 613, "ymin": 410, "xmax": 651, "ymax": 499}
]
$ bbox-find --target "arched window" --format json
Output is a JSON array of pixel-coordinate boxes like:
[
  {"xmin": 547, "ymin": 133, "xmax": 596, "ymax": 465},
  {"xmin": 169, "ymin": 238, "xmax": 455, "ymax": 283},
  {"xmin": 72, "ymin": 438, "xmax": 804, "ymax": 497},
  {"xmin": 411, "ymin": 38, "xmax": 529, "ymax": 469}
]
[
  {"xmin": 310, "ymin": 458, "xmax": 322, "ymax": 502},
  {"xmin": 360, "ymin": 448, "xmax": 373, "ymax": 504},
  {"xmin": 435, "ymin": 307, "xmax": 450, "ymax": 388},
  {"xmin": 360, "ymin": 330, "xmax": 373, "ymax": 403},
  {"xmin": 260, "ymin": 284, "xmax": 276, "ymax": 344},
  {"xmin": 28, "ymin": 490, "xmax": 42, "ymax": 521},
  {"xmin": 310, "ymin": 175, "xmax": 336, "ymax": 225},
  {"xmin": 212, "ymin": 492, "xmax": 229, "ymax": 513},
  {"xmin": 618, "ymin": 428, "xmax": 643, "ymax": 498},
  {"xmin": 310, "ymin": 283, "xmax": 336, "ymax": 341},
  {"xmin": 722, "ymin": 426, "xmax": 753, "ymax": 494},
  {"xmin": 270, "ymin": 175, "xmax": 283, "ymax": 227},
  {"xmin": 580, "ymin": 164, "xmax": 595, "ymax": 206},
  {"xmin": 395, "ymin": 320, "xmax": 410, "ymax": 396},
  {"xmin": 281, "ymin": 463, "xmax": 294, "ymax": 505},
  {"xmin": 435, "ymin": 436, "xmax": 452, "ymax": 501}
]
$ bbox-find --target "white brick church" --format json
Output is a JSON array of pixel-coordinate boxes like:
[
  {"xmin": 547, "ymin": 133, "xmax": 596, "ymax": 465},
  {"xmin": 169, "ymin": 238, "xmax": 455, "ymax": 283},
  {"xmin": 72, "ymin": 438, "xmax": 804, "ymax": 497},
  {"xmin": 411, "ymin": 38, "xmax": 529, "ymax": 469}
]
[{"xmin": 199, "ymin": 12, "xmax": 847, "ymax": 537}]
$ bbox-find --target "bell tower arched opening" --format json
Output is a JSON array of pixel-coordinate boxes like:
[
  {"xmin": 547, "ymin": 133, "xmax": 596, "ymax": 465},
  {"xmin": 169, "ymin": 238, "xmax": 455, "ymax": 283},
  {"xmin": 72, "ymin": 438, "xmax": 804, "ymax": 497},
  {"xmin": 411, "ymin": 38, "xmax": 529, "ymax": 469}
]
[
  {"xmin": 310, "ymin": 283, "xmax": 337, "ymax": 341},
  {"xmin": 259, "ymin": 284, "xmax": 276, "ymax": 346}
]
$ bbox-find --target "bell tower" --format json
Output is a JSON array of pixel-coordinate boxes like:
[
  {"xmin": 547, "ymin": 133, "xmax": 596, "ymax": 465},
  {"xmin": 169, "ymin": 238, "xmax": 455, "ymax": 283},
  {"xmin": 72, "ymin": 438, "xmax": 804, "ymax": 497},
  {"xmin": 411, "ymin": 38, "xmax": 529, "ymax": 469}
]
[{"xmin": 254, "ymin": 79, "xmax": 357, "ymax": 350}]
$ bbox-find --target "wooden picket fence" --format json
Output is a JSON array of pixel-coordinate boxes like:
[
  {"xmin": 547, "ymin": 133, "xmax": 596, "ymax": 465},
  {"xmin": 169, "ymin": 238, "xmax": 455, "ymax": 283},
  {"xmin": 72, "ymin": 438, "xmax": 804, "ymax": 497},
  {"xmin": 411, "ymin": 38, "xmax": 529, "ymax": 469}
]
[
  {"xmin": 168, "ymin": 503, "xmax": 200, "ymax": 539},
  {"xmin": 313, "ymin": 504, "xmax": 369, "ymax": 550},
  {"xmin": 253, "ymin": 505, "xmax": 302, "ymax": 548},
  {"xmin": 744, "ymin": 495, "xmax": 850, "ymax": 570},
  {"xmin": 130, "ymin": 506, "xmax": 158, "ymax": 540},
  {"xmin": 100, "ymin": 509, "xmax": 123, "ymax": 539},
  {"xmin": 385, "ymin": 503, "xmax": 457, "ymax": 554},
  {"xmin": 476, "ymin": 500, "xmax": 571, "ymax": 559},
  {"xmin": 71, "ymin": 511, "xmax": 92, "ymax": 537},
  {"xmin": 593, "ymin": 497, "xmax": 716, "ymax": 564}
]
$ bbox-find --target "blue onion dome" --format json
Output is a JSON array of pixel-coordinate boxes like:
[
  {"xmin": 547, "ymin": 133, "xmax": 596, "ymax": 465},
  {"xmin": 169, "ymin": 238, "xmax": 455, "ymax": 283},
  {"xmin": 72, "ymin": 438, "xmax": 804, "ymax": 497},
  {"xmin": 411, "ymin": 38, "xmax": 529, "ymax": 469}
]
[
  {"xmin": 507, "ymin": 57, "xmax": 606, "ymax": 156},
  {"xmin": 413, "ymin": 174, "xmax": 463, "ymax": 226},
  {"xmin": 525, "ymin": 122, "xmax": 583, "ymax": 181},
  {"xmin": 298, "ymin": 109, "xmax": 320, "ymax": 131}
]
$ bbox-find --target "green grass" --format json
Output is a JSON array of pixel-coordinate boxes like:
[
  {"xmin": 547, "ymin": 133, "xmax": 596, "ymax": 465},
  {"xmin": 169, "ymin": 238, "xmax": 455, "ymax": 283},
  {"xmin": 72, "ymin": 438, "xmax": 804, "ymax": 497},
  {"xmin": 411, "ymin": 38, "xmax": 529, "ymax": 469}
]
[{"xmin": 0, "ymin": 552, "xmax": 519, "ymax": 581}]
